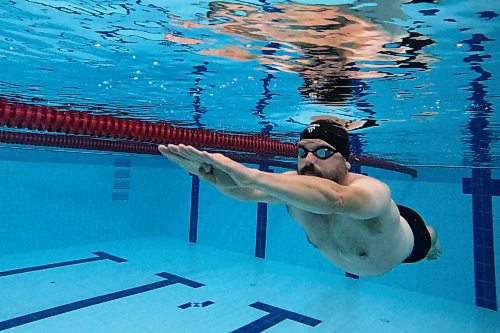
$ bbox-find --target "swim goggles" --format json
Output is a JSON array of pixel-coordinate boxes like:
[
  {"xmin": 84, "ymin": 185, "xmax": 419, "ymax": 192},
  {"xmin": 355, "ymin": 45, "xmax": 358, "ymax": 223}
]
[{"xmin": 297, "ymin": 145, "xmax": 338, "ymax": 160}]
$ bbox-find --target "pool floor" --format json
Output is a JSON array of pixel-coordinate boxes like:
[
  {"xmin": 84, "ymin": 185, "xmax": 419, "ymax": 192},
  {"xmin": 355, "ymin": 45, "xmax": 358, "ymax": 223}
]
[{"xmin": 0, "ymin": 237, "xmax": 498, "ymax": 332}]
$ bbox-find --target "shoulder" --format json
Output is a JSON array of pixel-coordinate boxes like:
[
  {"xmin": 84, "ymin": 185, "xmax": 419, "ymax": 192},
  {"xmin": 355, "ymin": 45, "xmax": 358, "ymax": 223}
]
[
  {"xmin": 343, "ymin": 173, "xmax": 392, "ymax": 209},
  {"xmin": 345, "ymin": 173, "xmax": 390, "ymax": 192},
  {"xmin": 337, "ymin": 174, "xmax": 393, "ymax": 219}
]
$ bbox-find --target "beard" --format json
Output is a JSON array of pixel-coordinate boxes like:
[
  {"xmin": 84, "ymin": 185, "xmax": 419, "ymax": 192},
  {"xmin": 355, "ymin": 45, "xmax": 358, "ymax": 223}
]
[
  {"xmin": 298, "ymin": 164, "xmax": 321, "ymax": 177},
  {"xmin": 298, "ymin": 163, "xmax": 343, "ymax": 183}
]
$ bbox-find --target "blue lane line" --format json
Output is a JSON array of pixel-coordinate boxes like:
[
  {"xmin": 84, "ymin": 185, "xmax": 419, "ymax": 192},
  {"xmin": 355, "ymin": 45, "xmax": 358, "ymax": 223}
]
[
  {"xmin": 231, "ymin": 302, "xmax": 321, "ymax": 332},
  {"xmin": 463, "ymin": 171, "xmax": 498, "ymax": 311},
  {"xmin": 232, "ymin": 313, "xmax": 288, "ymax": 333},
  {"xmin": 189, "ymin": 174, "xmax": 200, "ymax": 243},
  {"xmin": 255, "ymin": 202, "xmax": 268, "ymax": 259},
  {"xmin": 0, "ymin": 252, "xmax": 127, "ymax": 278},
  {"xmin": 255, "ymin": 165, "xmax": 272, "ymax": 259},
  {"xmin": 0, "ymin": 272, "xmax": 203, "ymax": 331}
]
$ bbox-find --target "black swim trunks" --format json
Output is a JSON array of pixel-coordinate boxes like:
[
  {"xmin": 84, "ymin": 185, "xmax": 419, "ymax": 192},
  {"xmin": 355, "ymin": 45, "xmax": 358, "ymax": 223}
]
[{"xmin": 398, "ymin": 205, "xmax": 431, "ymax": 263}]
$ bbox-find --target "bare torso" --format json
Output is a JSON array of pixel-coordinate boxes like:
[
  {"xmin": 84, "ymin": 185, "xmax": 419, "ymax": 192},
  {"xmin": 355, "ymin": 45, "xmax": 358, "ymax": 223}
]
[{"xmin": 286, "ymin": 174, "xmax": 414, "ymax": 276}]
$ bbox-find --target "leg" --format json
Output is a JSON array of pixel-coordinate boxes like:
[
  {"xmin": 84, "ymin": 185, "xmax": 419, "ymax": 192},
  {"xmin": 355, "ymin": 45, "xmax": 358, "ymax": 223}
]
[{"xmin": 426, "ymin": 226, "xmax": 441, "ymax": 260}]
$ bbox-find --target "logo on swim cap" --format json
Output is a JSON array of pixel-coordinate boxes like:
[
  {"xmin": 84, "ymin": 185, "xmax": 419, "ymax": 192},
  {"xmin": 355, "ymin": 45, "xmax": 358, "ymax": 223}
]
[{"xmin": 306, "ymin": 123, "xmax": 320, "ymax": 133}]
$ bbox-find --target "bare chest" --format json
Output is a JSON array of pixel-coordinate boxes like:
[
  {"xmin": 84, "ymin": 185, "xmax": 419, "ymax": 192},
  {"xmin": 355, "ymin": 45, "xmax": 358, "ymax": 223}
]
[
  {"xmin": 287, "ymin": 206, "xmax": 386, "ymax": 258},
  {"xmin": 286, "ymin": 204, "xmax": 412, "ymax": 276}
]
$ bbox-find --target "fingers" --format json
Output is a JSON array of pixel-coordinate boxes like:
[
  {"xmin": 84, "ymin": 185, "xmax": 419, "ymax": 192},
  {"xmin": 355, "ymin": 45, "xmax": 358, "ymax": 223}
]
[
  {"xmin": 159, "ymin": 144, "xmax": 208, "ymax": 172},
  {"xmin": 159, "ymin": 144, "xmax": 179, "ymax": 155},
  {"xmin": 158, "ymin": 145, "xmax": 177, "ymax": 159},
  {"xmin": 159, "ymin": 144, "xmax": 192, "ymax": 161},
  {"xmin": 159, "ymin": 144, "xmax": 225, "ymax": 171},
  {"xmin": 180, "ymin": 145, "xmax": 207, "ymax": 164},
  {"xmin": 158, "ymin": 144, "xmax": 169, "ymax": 155},
  {"xmin": 199, "ymin": 151, "xmax": 233, "ymax": 173}
]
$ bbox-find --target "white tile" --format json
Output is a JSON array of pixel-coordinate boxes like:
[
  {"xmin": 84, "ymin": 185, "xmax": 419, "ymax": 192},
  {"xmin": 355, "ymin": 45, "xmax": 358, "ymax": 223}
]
[{"xmin": 1, "ymin": 237, "xmax": 498, "ymax": 333}]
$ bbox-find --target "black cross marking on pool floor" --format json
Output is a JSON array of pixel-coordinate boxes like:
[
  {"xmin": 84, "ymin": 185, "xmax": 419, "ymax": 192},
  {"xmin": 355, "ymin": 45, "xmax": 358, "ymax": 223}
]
[
  {"xmin": 178, "ymin": 301, "xmax": 214, "ymax": 309},
  {"xmin": 0, "ymin": 252, "xmax": 126, "ymax": 277}
]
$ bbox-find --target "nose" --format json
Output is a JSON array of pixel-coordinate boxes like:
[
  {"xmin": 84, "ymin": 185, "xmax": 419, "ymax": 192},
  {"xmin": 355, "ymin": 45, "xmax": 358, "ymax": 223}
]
[{"xmin": 303, "ymin": 151, "xmax": 318, "ymax": 162}]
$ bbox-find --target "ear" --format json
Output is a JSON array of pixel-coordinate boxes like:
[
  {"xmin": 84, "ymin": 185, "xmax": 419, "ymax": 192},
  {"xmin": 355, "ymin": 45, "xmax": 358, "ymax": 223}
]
[{"xmin": 346, "ymin": 161, "xmax": 351, "ymax": 170}]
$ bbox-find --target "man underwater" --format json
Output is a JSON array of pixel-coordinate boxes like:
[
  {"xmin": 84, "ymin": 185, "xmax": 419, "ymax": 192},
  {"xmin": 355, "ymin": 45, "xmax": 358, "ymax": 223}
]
[{"xmin": 159, "ymin": 119, "xmax": 441, "ymax": 276}]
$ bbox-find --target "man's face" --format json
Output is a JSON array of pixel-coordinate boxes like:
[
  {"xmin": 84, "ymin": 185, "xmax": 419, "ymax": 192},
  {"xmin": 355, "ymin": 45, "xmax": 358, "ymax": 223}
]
[{"xmin": 296, "ymin": 139, "xmax": 347, "ymax": 183}]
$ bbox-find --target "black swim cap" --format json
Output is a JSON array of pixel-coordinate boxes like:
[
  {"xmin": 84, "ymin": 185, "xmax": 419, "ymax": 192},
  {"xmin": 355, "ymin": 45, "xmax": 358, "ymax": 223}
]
[{"xmin": 299, "ymin": 120, "xmax": 350, "ymax": 161}]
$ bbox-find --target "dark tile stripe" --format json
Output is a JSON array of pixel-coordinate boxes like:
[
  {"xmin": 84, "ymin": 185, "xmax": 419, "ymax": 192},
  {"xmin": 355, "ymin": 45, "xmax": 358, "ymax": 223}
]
[
  {"xmin": 231, "ymin": 302, "xmax": 321, "ymax": 332},
  {"xmin": 0, "ymin": 252, "xmax": 126, "ymax": 278},
  {"xmin": 463, "ymin": 169, "xmax": 498, "ymax": 311},
  {"xmin": 0, "ymin": 272, "xmax": 203, "ymax": 331},
  {"xmin": 255, "ymin": 165, "xmax": 272, "ymax": 259},
  {"xmin": 190, "ymin": 175, "xmax": 200, "ymax": 243},
  {"xmin": 255, "ymin": 202, "xmax": 267, "ymax": 259}
]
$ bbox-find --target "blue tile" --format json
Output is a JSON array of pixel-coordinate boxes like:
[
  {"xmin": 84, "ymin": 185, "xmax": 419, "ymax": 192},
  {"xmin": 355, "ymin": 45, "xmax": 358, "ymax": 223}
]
[
  {"xmin": 114, "ymin": 159, "xmax": 131, "ymax": 167},
  {"xmin": 345, "ymin": 272, "xmax": 359, "ymax": 279},
  {"xmin": 114, "ymin": 168, "xmax": 130, "ymax": 178},
  {"xmin": 190, "ymin": 176, "xmax": 200, "ymax": 243},
  {"xmin": 492, "ymin": 179, "xmax": 500, "ymax": 196},
  {"xmin": 463, "ymin": 178, "xmax": 472, "ymax": 194},
  {"xmin": 466, "ymin": 169, "xmax": 497, "ymax": 311},
  {"xmin": 256, "ymin": 202, "xmax": 268, "ymax": 258},
  {"xmin": 113, "ymin": 179, "xmax": 130, "ymax": 190},
  {"xmin": 112, "ymin": 191, "xmax": 129, "ymax": 201}
]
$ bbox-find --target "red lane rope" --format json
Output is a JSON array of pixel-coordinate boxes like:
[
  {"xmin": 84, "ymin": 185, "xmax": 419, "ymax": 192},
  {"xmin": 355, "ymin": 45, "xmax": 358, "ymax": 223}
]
[
  {"xmin": 0, "ymin": 129, "xmax": 297, "ymax": 169},
  {"xmin": 0, "ymin": 98, "xmax": 417, "ymax": 177},
  {"xmin": 0, "ymin": 98, "xmax": 296, "ymax": 157}
]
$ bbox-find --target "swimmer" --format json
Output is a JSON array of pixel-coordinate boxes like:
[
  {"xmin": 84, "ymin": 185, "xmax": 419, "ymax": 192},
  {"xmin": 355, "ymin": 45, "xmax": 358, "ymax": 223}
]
[{"xmin": 159, "ymin": 119, "xmax": 441, "ymax": 276}]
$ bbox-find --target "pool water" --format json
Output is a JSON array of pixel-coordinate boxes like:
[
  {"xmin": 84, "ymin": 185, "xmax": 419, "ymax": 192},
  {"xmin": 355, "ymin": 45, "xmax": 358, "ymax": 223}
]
[
  {"xmin": 0, "ymin": 0, "xmax": 499, "ymax": 332},
  {"xmin": 0, "ymin": 148, "xmax": 499, "ymax": 332}
]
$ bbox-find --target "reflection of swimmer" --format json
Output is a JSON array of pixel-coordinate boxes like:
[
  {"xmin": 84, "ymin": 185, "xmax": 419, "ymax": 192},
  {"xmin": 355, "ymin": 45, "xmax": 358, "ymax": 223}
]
[
  {"xmin": 165, "ymin": 1, "xmax": 434, "ymax": 105},
  {"xmin": 159, "ymin": 119, "xmax": 441, "ymax": 277},
  {"xmin": 311, "ymin": 115, "xmax": 378, "ymax": 131}
]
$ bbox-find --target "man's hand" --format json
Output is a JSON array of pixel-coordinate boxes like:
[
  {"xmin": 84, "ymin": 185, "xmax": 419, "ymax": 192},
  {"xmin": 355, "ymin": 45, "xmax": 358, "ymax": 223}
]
[
  {"xmin": 169, "ymin": 144, "xmax": 258, "ymax": 188},
  {"xmin": 160, "ymin": 144, "xmax": 286, "ymax": 205},
  {"xmin": 158, "ymin": 144, "xmax": 240, "ymax": 189},
  {"xmin": 159, "ymin": 144, "xmax": 203, "ymax": 176}
]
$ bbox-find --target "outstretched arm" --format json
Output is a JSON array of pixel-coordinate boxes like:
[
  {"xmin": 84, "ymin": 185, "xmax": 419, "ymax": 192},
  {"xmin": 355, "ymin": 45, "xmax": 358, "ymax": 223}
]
[
  {"xmin": 158, "ymin": 144, "xmax": 283, "ymax": 204},
  {"xmin": 183, "ymin": 145, "xmax": 392, "ymax": 218}
]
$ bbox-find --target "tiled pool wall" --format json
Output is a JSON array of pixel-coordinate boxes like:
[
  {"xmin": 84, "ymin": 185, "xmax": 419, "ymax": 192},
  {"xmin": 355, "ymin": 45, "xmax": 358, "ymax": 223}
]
[{"xmin": 0, "ymin": 146, "xmax": 498, "ymax": 310}]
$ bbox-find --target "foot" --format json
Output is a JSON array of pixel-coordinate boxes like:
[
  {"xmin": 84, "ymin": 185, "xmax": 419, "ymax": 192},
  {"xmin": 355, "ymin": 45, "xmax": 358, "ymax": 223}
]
[{"xmin": 426, "ymin": 226, "xmax": 441, "ymax": 260}]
